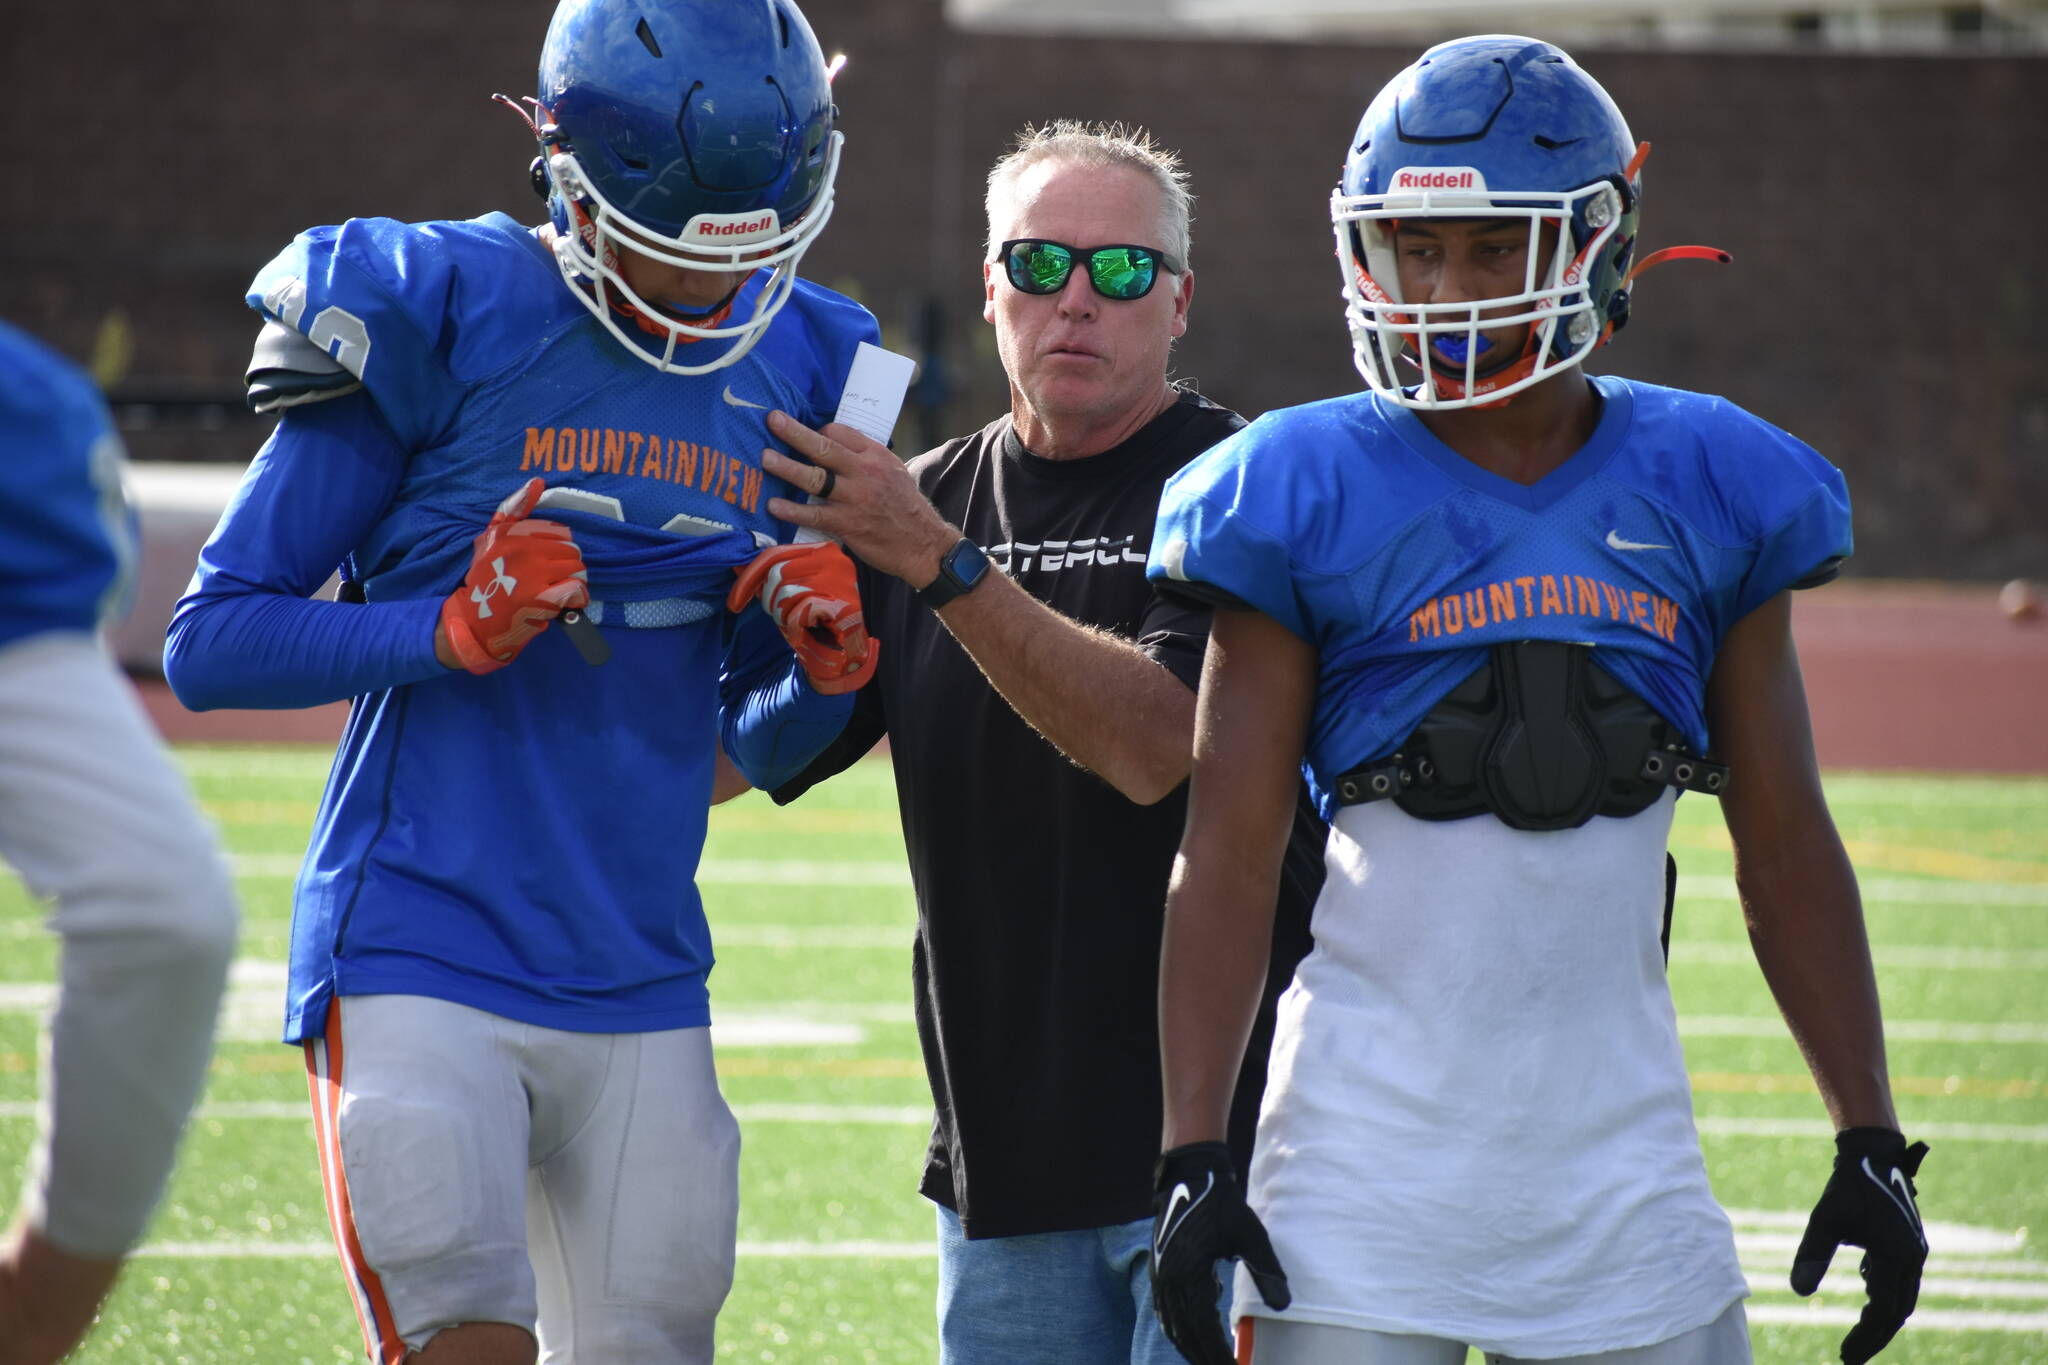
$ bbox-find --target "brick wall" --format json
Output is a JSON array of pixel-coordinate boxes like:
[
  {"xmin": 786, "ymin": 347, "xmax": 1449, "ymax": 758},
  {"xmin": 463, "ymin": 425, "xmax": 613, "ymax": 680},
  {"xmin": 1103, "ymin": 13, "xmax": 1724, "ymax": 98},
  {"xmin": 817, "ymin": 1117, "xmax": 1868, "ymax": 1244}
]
[{"xmin": 15, "ymin": 1, "xmax": 2043, "ymax": 577}]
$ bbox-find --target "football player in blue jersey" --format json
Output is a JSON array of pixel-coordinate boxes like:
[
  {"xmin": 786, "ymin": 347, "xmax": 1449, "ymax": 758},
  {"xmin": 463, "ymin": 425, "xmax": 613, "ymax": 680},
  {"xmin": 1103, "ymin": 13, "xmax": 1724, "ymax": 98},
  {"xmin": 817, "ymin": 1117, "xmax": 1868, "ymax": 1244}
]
[
  {"xmin": 162, "ymin": 1, "xmax": 878, "ymax": 1361},
  {"xmin": 1143, "ymin": 36, "xmax": 1926, "ymax": 1365},
  {"xmin": 0, "ymin": 323, "xmax": 239, "ymax": 1365}
]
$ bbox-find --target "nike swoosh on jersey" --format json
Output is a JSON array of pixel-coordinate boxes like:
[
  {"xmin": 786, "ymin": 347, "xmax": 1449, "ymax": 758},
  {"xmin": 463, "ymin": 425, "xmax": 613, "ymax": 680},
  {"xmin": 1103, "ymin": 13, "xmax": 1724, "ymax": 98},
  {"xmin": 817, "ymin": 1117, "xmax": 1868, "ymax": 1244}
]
[
  {"xmin": 722, "ymin": 386, "xmax": 768, "ymax": 411},
  {"xmin": 1606, "ymin": 529, "xmax": 1673, "ymax": 551}
]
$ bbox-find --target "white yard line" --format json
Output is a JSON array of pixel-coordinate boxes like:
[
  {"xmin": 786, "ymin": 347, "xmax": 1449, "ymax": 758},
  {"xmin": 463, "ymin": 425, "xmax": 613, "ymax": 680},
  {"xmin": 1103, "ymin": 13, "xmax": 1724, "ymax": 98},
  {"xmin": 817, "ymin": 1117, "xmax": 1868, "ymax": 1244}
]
[
  {"xmin": 1700, "ymin": 1116, "xmax": 2048, "ymax": 1143},
  {"xmin": 1681, "ymin": 1016, "xmax": 2048, "ymax": 1044},
  {"xmin": 1745, "ymin": 1304, "xmax": 2048, "ymax": 1332},
  {"xmin": 1676, "ymin": 874, "xmax": 2048, "ymax": 906},
  {"xmin": 1673, "ymin": 941, "xmax": 2048, "ymax": 971}
]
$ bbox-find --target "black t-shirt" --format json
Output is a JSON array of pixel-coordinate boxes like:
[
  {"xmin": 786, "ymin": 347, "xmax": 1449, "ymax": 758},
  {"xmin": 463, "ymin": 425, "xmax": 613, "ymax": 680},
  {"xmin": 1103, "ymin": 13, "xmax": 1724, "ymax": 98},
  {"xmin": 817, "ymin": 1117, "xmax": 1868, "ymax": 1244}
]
[{"xmin": 775, "ymin": 388, "xmax": 1324, "ymax": 1239}]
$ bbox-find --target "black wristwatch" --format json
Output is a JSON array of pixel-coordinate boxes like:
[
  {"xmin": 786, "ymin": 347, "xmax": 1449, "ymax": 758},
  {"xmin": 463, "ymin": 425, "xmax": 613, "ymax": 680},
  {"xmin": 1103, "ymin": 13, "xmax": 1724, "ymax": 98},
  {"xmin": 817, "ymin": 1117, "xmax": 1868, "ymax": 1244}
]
[{"xmin": 919, "ymin": 537, "xmax": 991, "ymax": 610}]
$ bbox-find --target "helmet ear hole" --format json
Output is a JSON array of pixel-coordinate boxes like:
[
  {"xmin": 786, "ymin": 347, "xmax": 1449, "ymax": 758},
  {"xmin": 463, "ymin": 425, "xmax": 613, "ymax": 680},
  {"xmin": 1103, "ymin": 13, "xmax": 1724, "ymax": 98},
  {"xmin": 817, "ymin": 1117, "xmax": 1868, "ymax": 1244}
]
[{"xmin": 529, "ymin": 156, "xmax": 550, "ymax": 201}]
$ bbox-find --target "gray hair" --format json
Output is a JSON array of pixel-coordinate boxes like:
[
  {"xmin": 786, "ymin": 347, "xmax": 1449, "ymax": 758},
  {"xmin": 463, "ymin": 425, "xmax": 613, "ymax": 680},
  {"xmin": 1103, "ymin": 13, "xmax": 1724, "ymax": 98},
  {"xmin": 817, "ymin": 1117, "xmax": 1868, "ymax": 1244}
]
[{"xmin": 984, "ymin": 121, "xmax": 1193, "ymax": 267}]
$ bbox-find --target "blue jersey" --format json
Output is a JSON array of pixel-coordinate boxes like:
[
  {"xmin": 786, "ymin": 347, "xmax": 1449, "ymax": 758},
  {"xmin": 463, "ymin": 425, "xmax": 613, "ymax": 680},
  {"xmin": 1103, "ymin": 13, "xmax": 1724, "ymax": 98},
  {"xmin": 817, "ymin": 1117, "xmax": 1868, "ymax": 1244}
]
[
  {"xmin": 166, "ymin": 214, "xmax": 877, "ymax": 1043},
  {"xmin": 0, "ymin": 323, "xmax": 136, "ymax": 652},
  {"xmin": 1149, "ymin": 377, "xmax": 1850, "ymax": 816}
]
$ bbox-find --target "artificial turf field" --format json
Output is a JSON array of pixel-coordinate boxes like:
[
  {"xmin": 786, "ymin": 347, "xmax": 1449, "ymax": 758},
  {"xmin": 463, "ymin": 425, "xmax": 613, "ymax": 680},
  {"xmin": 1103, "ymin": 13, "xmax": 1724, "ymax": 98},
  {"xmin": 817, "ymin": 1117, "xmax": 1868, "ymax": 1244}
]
[{"xmin": 2, "ymin": 748, "xmax": 2043, "ymax": 1364}]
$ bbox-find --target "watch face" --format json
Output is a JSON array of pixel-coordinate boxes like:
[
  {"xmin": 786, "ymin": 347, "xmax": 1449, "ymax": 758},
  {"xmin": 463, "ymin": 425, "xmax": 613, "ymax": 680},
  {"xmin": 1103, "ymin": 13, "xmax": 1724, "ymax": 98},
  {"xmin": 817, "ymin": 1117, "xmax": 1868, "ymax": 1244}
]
[{"xmin": 950, "ymin": 539, "xmax": 990, "ymax": 587}]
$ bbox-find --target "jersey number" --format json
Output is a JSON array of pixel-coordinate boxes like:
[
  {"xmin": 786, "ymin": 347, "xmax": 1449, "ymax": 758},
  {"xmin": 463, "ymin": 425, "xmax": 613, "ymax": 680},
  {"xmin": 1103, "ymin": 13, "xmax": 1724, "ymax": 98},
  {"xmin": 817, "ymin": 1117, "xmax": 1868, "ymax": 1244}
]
[{"xmin": 261, "ymin": 277, "xmax": 374, "ymax": 378}]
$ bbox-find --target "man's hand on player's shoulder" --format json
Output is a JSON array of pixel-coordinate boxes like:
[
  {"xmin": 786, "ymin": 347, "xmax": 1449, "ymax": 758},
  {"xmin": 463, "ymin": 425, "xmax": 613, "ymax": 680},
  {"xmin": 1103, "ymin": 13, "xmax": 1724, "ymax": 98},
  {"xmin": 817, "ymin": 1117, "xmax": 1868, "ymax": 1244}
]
[{"xmin": 760, "ymin": 410, "xmax": 957, "ymax": 590}]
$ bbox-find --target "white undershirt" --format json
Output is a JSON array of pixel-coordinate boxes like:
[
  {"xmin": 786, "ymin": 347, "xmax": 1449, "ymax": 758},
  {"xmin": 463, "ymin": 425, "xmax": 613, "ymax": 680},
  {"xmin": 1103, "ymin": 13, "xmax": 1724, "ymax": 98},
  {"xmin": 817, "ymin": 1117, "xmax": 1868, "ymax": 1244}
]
[
  {"xmin": 1238, "ymin": 794, "xmax": 1746, "ymax": 1357},
  {"xmin": 0, "ymin": 633, "xmax": 237, "ymax": 1257}
]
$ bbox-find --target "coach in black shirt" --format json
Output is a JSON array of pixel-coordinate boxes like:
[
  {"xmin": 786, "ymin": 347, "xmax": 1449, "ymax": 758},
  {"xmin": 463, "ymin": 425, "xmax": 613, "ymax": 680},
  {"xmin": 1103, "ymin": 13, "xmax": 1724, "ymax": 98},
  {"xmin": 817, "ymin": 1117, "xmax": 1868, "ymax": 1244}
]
[{"xmin": 759, "ymin": 121, "xmax": 1321, "ymax": 1365}]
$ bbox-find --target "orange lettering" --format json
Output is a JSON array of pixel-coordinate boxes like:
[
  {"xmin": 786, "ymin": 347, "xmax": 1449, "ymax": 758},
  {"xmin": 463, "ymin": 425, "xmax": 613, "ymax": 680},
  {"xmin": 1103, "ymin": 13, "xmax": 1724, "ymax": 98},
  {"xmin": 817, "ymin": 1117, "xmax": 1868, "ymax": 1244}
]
[
  {"xmin": 603, "ymin": 429, "xmax": 625, "ymax": 475},
  {"xmin": 1489, "ymin": 580, "xmax": 1517, "ymax": 623},
  {"xmin": 1574, "ymin": 575, "xmax": 1600, "ymax": 615},
  {"xmin": 1652, "ymin": 597, "xmax": 1680, "ymax": 642},
  {"xmin": 1516, "ymin": 576, "xmax": 1537, "ymax": 615},
  {"xmin": 1462, "ymin": 589, "xmax": 1487, "ymax": 631},
  {"xmin": 521, "ymin": 427, "xmax": 554, "ymax": 472},
  {"xmin": 1630, "ymin": 590, "xmax": 1649, "ymax": 629},
  {"xmin": 673, "ymin": 440, "xmax": 695, "ymax": 487},
  {"xmin": 1540, "ymin": 575, "xmax": 1564, "ymax": 615},
  {"xmin": 1600, "ymin": 581, "xmax": 1624, "ymax": 620},
  {"xmin": 1442, "ymin": 594, "xmax": 1464, "ymax": 634},
  {"xmin": 741, "ymin": 466, "xmax": 762, "ymax": 514},
  {"xmin": 641, "ymin": 438, "xmax": 662, "ymax": 479},
  {"xmin": 1409, "ymin": 597, "xmax": 1441, "ymax": 642}
]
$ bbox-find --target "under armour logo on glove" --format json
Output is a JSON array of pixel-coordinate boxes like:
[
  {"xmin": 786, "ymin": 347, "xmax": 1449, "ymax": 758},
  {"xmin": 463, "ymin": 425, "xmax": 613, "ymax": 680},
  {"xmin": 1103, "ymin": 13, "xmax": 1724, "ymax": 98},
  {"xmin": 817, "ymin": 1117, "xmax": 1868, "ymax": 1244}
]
[
  {"xmin": 1150, "ymin": 1141, "xmax": 1289, "ymax": 1365},
  {"xmin": 440, "ymin": 478, "xmax": 590, "ymax": 675},
  {"xmin": 1791, "ymin": 1127, "xmax": 1930, "ymax": 1364},
  {"xmin": 469, "ymin": 557, "xmax": 520, "ymax": 616}
]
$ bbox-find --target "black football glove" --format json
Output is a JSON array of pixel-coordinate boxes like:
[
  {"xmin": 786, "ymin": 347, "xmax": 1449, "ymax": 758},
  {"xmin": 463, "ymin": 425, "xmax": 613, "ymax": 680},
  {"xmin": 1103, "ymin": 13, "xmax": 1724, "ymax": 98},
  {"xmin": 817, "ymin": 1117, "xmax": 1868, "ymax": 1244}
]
[
  {"xmin": 1790, "ymin": 1127, "xmax": 1930, "ymax": 1364},
  {"xmin": 1150, "ymin": 1141, "xmax": 1290, "ymax": 1365}
]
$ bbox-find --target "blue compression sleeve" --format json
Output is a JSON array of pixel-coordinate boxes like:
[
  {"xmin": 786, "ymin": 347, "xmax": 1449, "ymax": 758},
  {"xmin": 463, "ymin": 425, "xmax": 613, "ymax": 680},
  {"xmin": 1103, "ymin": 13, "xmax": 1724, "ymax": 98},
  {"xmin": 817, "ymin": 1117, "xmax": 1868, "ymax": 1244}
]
[
  {"xmin": 720, "ymin": 607, "xmax": 855, "ymax": 791},
  {"xmin": 163, "ymin": 393, "xmax": 449, "ymax": 710}
]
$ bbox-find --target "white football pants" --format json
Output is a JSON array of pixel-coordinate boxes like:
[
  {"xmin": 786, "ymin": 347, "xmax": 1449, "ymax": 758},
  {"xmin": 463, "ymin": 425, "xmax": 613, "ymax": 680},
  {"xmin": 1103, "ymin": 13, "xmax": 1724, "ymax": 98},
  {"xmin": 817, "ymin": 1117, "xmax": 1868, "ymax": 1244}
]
[
  {"xmin": 305, "ymin": 993, "xmax": 740, "ymax": 1363},
  {"xmin": 1241, "ymin": 1300, "xmax": 1751, "ymax": 1364}
]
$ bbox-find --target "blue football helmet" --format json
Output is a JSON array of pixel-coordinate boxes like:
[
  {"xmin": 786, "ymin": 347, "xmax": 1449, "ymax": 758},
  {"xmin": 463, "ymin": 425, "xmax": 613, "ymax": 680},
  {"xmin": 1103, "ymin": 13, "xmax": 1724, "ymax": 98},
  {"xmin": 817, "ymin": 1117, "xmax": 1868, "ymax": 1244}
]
[
  {"xmin": 530, "ymin": 0, "xmax": 842, "ymax": 374},
  {"xmin": 1333, "ymin": 36, "xmax": 1643, "ymax": 409}
]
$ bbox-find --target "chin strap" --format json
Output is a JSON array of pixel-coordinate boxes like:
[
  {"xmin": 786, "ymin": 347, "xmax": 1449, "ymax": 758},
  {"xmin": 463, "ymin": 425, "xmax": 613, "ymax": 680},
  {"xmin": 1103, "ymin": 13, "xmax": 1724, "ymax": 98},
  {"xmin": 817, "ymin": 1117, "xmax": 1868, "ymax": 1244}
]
[
  {"xmin": 490, "ymin": 92, "xmax": 546, "ymax": 138},
  {"xmin": 1627, "ymin": 244, "xmax": 1733, "ymax": 283},
  {"xmin": 604, "ymin": 279, "xmax": 742, "ymax": 342},
  {"xmin": 1585, "ymin": 244, "xmax": 1732, "ymax": 357}
]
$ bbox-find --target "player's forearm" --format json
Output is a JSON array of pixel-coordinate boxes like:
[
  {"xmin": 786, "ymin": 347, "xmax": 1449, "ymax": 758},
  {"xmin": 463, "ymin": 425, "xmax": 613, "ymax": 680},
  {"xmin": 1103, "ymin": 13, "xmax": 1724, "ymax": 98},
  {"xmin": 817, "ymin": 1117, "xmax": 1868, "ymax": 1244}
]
[
  {"xmin": 1161, "ymin": 608, "xmax": 1313, "ymax": 1145},
  {"xmin": 1738, "ymin": 828, "xmax": 1898, "ymax": 1131},
  {"xmin": 936, "ymin": 570, "xmax": 1195, "ymax": 804},
  {"xmin": 164, "ymin": 589, "xmax": 446, "ymax": 710},
  {"xmin": 1160, "ymin": 848, "xmax": 1278, "ymax": 1147},
  {"xmin": 720, "ymin": 651, "xmax": 856, "ymax": 792}
]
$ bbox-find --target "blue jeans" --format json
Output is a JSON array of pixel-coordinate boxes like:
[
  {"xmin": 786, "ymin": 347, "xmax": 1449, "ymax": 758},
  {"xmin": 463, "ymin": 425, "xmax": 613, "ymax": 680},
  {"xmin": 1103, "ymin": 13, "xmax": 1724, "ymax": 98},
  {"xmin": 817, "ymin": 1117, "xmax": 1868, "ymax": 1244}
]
[{"xmin": 935, "ymin": 1204, "xmax": 1230, "ymax": 1365}]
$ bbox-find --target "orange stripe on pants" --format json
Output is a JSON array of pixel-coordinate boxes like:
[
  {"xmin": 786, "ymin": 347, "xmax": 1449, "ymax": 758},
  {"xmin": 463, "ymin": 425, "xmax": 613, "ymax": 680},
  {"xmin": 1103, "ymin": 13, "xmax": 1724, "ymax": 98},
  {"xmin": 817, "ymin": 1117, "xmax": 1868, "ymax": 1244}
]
[
  {"xmin": 305, "ymin": 998, "xmax": 407, "ymax": 1365},
  {"xmin": 1236, "ymin": 1315, "xmax": 1255, "ymax": 1365}
]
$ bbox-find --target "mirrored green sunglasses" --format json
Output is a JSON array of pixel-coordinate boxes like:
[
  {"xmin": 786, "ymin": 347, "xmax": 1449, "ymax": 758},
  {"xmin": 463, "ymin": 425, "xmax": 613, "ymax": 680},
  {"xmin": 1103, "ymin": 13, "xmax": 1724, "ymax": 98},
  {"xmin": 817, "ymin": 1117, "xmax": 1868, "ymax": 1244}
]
[{"xmin": 999, "ymin": 238, "xmax": 1184, "ymax": 301}]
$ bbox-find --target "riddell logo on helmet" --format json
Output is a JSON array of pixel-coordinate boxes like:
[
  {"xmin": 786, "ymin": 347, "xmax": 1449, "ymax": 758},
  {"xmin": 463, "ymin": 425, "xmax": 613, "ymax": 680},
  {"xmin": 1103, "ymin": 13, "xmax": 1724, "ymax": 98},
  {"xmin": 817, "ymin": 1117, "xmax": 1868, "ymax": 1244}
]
[
  {"xmin": 1389, "ymin": 167, "xmax": 1487, "ymax": 192},
  {"xmin": 685, "ymin": 211, "xmax": 782, "ymax": 243}
]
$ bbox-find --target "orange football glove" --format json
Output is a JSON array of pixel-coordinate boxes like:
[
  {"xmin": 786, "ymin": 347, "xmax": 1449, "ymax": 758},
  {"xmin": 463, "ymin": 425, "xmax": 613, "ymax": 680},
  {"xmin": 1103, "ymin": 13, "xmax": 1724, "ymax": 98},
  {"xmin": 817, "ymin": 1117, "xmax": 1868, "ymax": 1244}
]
[
  {"xmin": 727, "ymin": 541, "xmax": 878, "ymax": 695},
  {"xmin": 439, "ymin": 477, "xmax": 591, "ymax": 675}
]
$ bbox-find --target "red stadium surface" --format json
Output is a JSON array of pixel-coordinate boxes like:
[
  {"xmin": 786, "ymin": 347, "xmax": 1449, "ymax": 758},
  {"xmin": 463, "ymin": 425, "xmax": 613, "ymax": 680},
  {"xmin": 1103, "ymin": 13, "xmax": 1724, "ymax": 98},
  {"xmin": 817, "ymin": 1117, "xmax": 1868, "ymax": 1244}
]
[{"xmin": 133, "ymin": 579, "xmax": 2048, "ymax": 774}]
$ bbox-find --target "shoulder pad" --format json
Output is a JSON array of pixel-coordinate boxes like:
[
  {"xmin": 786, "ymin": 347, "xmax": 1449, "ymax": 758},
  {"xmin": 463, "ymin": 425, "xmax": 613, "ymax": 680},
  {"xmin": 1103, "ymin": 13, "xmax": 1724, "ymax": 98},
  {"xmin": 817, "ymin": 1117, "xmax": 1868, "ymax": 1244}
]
[
  {"xmin": 244, "ymin": 215, "xmax": 554, "ymax": 443},
  {"xmin": 245, "ymin": 319, "xmax": 365, "ymax": 414}
]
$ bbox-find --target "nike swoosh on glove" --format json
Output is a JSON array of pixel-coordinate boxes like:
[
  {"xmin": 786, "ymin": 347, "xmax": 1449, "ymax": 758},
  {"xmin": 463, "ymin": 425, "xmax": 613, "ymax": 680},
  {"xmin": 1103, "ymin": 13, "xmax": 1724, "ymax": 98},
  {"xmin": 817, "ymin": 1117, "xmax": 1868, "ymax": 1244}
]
[
  {"xmin": 440, "ymin": 477, "xmax": 590, "ymax": 675},
  {"xmin": 1150, "ymin": 1141, "xmax": 1289, "ymax": 1365},
  {"xmin": 728, "ymin": 541, "xmax": 877, "ymax": 695},
  {"xmin": 1791, "ymin": 1126, "xmax": 1930, "ymax": 1364}
]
